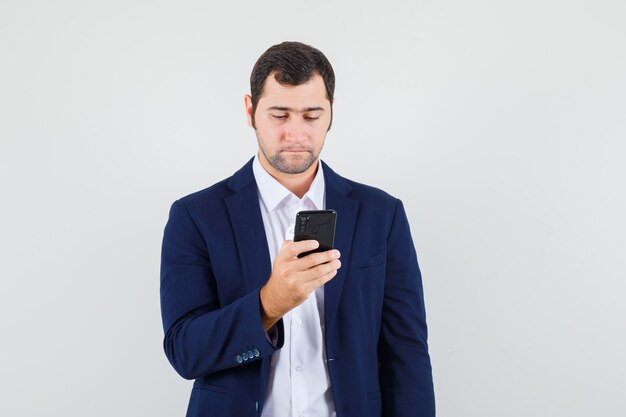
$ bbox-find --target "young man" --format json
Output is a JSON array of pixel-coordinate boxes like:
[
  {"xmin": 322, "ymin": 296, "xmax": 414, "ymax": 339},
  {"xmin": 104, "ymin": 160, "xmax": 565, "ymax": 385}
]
[{"xmin": 160, "ymin": 41, "xmax": 435, "ymax": 417}]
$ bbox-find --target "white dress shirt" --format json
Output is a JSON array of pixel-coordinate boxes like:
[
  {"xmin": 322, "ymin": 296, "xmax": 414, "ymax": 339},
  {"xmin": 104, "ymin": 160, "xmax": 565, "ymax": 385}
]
[{"xmin": 253, "ymin": 155, "xmax": 336, "ymax": 417}]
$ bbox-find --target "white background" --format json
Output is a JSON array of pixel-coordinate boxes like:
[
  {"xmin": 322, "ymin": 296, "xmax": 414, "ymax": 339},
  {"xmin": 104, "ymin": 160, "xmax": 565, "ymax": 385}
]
[{"xmin": 1, "ymin": 1, "xmax": 625, "ymax": 416}]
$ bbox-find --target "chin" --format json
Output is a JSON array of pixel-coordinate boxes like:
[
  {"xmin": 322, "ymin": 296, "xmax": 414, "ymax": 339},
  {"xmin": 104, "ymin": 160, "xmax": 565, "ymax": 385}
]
[{"xmin": 277, "ymin": 159, "xmax": 317, "ymax": 175}]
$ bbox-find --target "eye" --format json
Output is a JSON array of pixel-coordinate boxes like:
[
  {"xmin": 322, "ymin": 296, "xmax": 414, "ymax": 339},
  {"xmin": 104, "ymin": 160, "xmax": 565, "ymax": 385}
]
[
  {"xmin": 271, "ymin": 114, "xmax": 288, "ymax": 120},
  {"xmin": 304, "ymin": 115, "xmax": 320, "ymax": 121}
]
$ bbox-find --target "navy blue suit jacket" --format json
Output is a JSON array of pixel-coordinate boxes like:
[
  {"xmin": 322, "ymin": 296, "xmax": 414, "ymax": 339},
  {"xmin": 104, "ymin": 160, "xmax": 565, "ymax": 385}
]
[{"xmin": 160, "ymin": 158, "xmax": 435, "ymax": 417}]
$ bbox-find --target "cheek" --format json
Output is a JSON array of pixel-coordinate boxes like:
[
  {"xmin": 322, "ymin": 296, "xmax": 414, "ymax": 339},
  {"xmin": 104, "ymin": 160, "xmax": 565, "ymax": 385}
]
[
  {"xmin": 256, "ymin": 124, "xmax": 285, "ymax": 143},
  {"xmin": 317, "ymin": 116, "xmax": 332, "ymax": 134},
  {"xmin": 311, "ymin": 125, "xmax": 329, "ymax": 141}
]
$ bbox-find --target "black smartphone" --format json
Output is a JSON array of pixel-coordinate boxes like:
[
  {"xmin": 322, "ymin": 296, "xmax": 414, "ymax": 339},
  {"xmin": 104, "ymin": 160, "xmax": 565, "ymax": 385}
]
[{"xmin": 293, "ymin": 210, "xmax": 337, "ymax": 258}]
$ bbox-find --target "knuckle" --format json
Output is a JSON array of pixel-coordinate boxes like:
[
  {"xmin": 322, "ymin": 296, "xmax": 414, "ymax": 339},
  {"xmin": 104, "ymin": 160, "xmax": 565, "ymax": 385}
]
[
  {"xmin": 314, "ymin": 264, "xmax": 328, "ymax": 276},
  {"xmin": 312, "ymin": 252, "xmax": 331, "ymax": 266}
]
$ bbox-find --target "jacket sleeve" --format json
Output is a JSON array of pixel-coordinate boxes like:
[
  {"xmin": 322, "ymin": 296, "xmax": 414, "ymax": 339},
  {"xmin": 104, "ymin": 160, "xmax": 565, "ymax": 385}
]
[
  {"xmin": 160, "ymin": 199, "xmax": 283, "ymax": 380},
  {"xmin": 379, "ymin": 199, "xmax": 436, "ymax": 416}
]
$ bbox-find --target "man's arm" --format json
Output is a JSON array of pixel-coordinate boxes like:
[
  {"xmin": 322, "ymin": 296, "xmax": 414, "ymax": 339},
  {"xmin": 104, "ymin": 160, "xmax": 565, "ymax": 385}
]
[
  {"xmin": 379, "ymin": 199, "xmax": 436, "ymax": 416},
  {"xmin": 160, "ymin": 199, "xmax": 341, "ymax": 380},
  {"xmin": 160, "ymin": 200, "xmax": 280, "ymax": 380}
]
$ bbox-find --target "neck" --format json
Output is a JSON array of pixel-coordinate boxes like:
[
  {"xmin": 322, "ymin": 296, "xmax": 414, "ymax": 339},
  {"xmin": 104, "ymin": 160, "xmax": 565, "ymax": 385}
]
[{"xmin": 258, "ymin": 153, "xmax": 318, "ymax": 199}]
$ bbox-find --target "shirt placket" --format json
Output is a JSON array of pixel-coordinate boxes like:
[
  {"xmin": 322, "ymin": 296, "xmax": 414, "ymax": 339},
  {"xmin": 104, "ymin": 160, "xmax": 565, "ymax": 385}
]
[{"xmin": 290, "ymin": 197, "xmax": 315, "ymax": 417}]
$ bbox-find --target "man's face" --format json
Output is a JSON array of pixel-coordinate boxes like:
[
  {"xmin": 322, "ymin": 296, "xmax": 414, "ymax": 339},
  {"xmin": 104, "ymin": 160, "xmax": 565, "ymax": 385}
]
[{"xmin": 245, "ymin": 73, "xmax": 332, "ymax": 175}]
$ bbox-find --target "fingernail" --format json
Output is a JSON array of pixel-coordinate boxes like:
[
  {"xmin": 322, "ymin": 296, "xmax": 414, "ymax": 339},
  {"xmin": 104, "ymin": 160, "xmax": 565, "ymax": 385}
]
[
  {"xmin": 333, "ymin": 250, "xmax": 340, "ymax": 258},
  {"xmin": 311, "ymin": 241, "xmax": 319, "ymax": 248}
]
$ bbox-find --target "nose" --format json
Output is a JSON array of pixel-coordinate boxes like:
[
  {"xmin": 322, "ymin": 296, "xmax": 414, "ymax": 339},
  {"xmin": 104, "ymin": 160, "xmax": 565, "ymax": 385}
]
[{"xmin": 283, "ymin": 118, "xmax": 307, "ymax": 142}]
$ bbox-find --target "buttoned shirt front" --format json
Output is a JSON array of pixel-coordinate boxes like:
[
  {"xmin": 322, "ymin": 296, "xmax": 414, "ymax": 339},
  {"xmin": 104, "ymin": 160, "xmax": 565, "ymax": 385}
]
[{"xmin": 253, "ymin": 155, "xmax": 336, "ymax": 417}]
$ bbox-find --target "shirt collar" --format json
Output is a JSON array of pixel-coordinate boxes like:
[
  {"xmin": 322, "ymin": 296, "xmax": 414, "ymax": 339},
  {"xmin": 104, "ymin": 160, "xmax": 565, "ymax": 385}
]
[{"xmin": 252, "ymin": 154, "xmax": 325, "ymax": 212}]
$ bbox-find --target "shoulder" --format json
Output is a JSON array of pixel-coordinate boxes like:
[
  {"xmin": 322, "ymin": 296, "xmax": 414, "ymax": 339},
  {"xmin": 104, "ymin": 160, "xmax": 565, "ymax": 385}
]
[
  {"xmin": 344, "ymin": 178, "xmax": 403, "ymax": 229},
  {"xmin": 322, "ymin": 161, "xmax": 399, "ymax": 206},
  {"xmin": 176, "ymin": 177, "xmax": 232, "ymax": 210},
  {"xmin": 345, "ymin": 177, "xmax": 397, "ymax": 204}
]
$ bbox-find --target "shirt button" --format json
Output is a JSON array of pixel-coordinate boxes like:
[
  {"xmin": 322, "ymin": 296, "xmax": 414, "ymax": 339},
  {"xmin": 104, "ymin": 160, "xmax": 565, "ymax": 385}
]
[
  {"xmin": 295, "ymin": 318, "xmax": 302, "ymax": 326},
  {"xmin": 295, "ymin": 365, "xmax": 303, "ymax": 372}
]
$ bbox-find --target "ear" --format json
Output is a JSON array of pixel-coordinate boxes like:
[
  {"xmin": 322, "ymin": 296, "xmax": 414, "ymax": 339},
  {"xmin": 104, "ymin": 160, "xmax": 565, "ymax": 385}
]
[{"xmin": 244, "ymin": 95, "xmax": 254, "ymax": 128}]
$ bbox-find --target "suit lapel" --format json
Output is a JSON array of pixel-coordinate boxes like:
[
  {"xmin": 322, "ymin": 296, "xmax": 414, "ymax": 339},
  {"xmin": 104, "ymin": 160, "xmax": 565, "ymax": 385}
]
[
  {"xmin": 322, "ymin": 162, "xmax": 359, "ymax": 330},
  {"xmin": 224, "ymin": 159, "xmax": 272, "ymax": 293}
]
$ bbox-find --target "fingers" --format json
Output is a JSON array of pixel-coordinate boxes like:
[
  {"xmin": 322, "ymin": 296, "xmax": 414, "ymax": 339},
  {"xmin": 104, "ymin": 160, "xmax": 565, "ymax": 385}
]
[
  {"xmin": 264, "ymin": 241, "xmax": 342, "ymax": 318},
  {"xmin": 279, "ymin": 240, "xmax": 341, "ymax": 265},
  {"xmin": 280, "ymin": 240, "xmax": 319, "ymax": 260},
  {"xmin": 301, "ymin": 249, "xmax": 341, "ymax": 270},
  {"xmin": 310, "ymin": 268, "xmax": 339, "ymax": 289},
  {"xmin": 278, "ymin": 241, "xmax": 342, "ymax": 280},
  {"xmin": 293, "ymin": 261, "xmax": 340, "ymax": 301},
  {"xmin": 306, "ymin": 258, "xmax": 341, "ymax": 282}
]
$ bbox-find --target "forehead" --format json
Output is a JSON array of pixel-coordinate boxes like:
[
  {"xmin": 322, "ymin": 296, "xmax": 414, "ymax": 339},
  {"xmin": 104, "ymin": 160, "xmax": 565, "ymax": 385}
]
[{"xmin": 258, "ymin": 73, "xmax": 329, "ymax": 108}]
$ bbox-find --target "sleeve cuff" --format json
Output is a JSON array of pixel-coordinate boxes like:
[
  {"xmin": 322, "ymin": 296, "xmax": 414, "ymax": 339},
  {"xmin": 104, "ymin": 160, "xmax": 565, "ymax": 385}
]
[{"xmin": 266, "ymin": 325, "xmax": 279, "ymax": 347}]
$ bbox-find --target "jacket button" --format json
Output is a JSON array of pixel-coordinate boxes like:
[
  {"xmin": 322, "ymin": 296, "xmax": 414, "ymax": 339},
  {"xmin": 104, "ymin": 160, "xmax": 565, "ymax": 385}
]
[
  {"xmin": 242, "ymin": 352, "xmax": 249, "ymax": 361},
  {"xmin": 253, "ymin": 349, "xmax": 260, "ymax": 357},
  {"xmin": 235, "ymin": 355, "xmax": 243, "ymax": 363},
  {"xmin": 247, "ymin": 350, "xmax": 254, "ymax": 358}
]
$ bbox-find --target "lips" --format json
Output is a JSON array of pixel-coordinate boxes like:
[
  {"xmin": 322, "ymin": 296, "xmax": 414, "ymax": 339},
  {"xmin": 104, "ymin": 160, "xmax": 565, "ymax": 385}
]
[{"xmin": 281, "ymin": 149, "xmax": 311, "ymax": 154}]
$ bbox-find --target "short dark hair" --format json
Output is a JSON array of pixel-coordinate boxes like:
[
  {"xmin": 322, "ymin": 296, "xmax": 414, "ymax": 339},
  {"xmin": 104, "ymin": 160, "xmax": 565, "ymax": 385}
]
[{"xmin": 249, "ymin": 41, "xmax": 335, "ymax": 128}]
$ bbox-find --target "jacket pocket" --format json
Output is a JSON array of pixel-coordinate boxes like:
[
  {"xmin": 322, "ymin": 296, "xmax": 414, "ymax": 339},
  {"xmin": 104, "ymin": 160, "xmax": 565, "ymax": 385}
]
[
  {"xmin": 186, "ymin": 387, "xmax": 226, "ymax": 416},
  {"xmin": 194, "ymin": 383, "xmax": 227, "ymax": 395},
  {"xmin": 348, "ymin": 252, "xmax": 385, "ymax": 272}
]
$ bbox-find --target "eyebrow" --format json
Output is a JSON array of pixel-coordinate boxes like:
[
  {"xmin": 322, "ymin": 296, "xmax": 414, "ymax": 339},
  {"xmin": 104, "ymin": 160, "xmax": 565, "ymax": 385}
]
[{"xmin": 267, "ymin": 106, "xmax": 325, "ymax": 113}]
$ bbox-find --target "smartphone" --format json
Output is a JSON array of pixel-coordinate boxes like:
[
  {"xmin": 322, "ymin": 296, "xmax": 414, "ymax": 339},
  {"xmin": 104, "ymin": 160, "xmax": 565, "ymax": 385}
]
[{"xmin": 293, "ymin": 210, "xmax": 337, "ymax": 258}]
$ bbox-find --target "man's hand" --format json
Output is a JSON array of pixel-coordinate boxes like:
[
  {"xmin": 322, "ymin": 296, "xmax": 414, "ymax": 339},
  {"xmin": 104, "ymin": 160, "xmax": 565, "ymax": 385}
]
[{"xmin": 259, "ymin": 240, "xmax": 341, "ymax": 330}]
